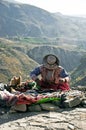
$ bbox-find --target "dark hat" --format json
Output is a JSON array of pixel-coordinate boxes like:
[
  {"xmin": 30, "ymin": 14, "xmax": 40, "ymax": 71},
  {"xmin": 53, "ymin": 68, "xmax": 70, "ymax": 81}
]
[{"xmin": 43, "ymin": 54, "xmax": 59, "ymax": 69}]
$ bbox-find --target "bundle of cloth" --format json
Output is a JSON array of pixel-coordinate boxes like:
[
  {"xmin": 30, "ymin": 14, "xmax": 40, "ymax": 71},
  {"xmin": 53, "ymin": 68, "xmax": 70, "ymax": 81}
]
[{"xmin": 0, "ymin": 77, "xmax": 62, "ymax": 112}]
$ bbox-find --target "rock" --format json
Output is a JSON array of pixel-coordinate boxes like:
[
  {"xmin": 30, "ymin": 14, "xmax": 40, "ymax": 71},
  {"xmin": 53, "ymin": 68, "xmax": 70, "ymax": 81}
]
[
  {"xmin": 63, "ymin": 96, "xmax": 81, "ymax": 108},
  {"xmin": 77, "ymin": 85, "xmax": 86, "ymax": 91},
  {"xmin": 52, "ymin": 100, "xmax": 61, "ymax": 106},
  {"xmin": 11, "ymin": 104, "xmax": 27, "ymax": 112},
  {"xmin": 0, "ymin": 107, "xmax": 86, "ymax": 130},
  {"xmin": 28, "ymin": 104, "xmax": 42, "ymax": 112},
  {"xmin": 81, "ymin": 99, "xmax": 86, "ymax": 108},
  {"xmin": 68, "ymin": 124, "xmax": 75, "ymax": 130},
  {"xmin": 40, "ymin": 103, "xmax": 59, "ymax": 111}
]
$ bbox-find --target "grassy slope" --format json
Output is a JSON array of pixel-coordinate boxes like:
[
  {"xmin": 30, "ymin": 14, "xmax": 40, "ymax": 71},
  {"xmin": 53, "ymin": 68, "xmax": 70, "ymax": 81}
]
[
  {"xmin": 70, "ymin": 55, "xmax": 86, "ymax": 87},
  {"xmin": 0, "ymin": 38, "xmax": 39, "ymax": 83}
]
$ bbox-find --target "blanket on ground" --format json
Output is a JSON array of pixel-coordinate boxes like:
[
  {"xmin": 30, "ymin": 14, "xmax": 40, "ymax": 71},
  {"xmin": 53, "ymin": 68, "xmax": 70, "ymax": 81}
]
[{"xmin": 0, "ymin": 88, "xmax": 61, "ymax": 107}]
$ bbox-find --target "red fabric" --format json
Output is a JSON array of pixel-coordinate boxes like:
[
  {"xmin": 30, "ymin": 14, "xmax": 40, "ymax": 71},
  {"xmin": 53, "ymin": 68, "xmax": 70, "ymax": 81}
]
[
  {"xmin": 16, "ymin": 94, "xmax": 48, "ymax": 105},
  {"xmin": 16, "ymin": 94, "xmax": 37, "ymax": 105},
  {"xmin": 39, "ymin": 80, "xmax": 70, "ymax": 91}
]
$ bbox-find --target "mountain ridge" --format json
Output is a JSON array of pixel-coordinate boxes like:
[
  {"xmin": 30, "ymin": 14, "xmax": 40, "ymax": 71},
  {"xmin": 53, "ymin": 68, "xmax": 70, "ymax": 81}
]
[{"xmin": 0, "ymin": 0, "xmax": 86, "ymax": 42}]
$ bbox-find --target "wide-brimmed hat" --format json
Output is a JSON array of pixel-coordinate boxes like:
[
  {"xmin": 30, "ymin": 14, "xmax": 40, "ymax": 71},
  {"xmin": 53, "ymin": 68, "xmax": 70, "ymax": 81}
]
[{"xmin": 43, "ymin": 54, "xmax": 59, "ymax": 69}]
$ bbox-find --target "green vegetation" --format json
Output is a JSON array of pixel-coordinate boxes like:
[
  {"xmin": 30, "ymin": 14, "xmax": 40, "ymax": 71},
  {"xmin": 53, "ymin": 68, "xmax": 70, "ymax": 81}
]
[
  {"xmin": 0, "ymin": 38, "xmax": 39, "ymax": 83},
  {"xmin": 12, "ymin": 36, "xmax": 60, "ymax": 45}
]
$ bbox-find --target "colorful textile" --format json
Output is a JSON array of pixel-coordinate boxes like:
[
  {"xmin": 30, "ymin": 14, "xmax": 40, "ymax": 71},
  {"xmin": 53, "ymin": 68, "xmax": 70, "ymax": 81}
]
[
  {"xmin": 0, "ymin": 89, "xmax": 18, "ymax": 106},
  {"xmin": 16, "ymin": 91, "xmax": 61, "ymax": 105},
  {"xmin": 38, "ymin": 80, "xmax": 70, "ymax": 91},
  {"xmin": 16, "ymin": 93, "xmax": 48, "ymax": 105},
  {"xmin": 30, "ymin": 65, "xmax": 70, "ymax": 91}
]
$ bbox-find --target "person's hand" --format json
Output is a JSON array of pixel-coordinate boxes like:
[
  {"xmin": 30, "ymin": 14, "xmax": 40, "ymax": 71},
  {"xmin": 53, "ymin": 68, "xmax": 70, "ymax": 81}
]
[{"xmin": 59, "ymin": 78, "xmax": 65, "ymax": 83}]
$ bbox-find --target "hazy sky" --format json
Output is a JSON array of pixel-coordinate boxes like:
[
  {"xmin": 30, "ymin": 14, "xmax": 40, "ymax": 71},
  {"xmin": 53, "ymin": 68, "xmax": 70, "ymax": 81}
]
[{"xmin": 16, "ymin": 0, "xmax": 86, "ymax": 16}]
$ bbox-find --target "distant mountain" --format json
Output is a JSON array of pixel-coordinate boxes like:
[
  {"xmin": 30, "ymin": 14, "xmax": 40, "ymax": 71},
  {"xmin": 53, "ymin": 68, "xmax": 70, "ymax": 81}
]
[
  {"xmin": 70, "ymin": 55, "xmax": 86, "ymax": 87},
  {"xmin": 0, "ymin": 0, "xmax": 86, "ymax": 42},
  {"xmin": 3, "ymin": 0, "xmax": 16, "ymax": 3},
  {"xmin": 0, "ymin": 0, "xmax": 58, "ymax": 38},
  {"xmin": 27, "ymin": 45, "xmax": 84, "ymax": 72}
]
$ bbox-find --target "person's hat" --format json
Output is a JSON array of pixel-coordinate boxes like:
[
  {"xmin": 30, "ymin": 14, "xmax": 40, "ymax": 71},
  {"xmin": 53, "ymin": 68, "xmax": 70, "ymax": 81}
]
[{"xmin": 43, "ymin": 54, "xmax": 59, "ymax": 69}]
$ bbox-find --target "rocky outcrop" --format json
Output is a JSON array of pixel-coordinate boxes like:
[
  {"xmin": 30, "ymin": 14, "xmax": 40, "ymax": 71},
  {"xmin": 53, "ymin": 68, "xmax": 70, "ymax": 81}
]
[
  {"xmin": 0, "ymin": 108, "xmax": 86, "ymax": 130},
  {"xmin": 0, "ymin": 87, "xmax": 86, "ymax": 130}
]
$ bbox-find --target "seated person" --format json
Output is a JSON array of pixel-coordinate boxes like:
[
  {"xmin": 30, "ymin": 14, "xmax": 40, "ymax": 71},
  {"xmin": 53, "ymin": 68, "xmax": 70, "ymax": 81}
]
[{"xmin": 30, "ymin": 54, "xmax": 70, "ymax": 91}]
